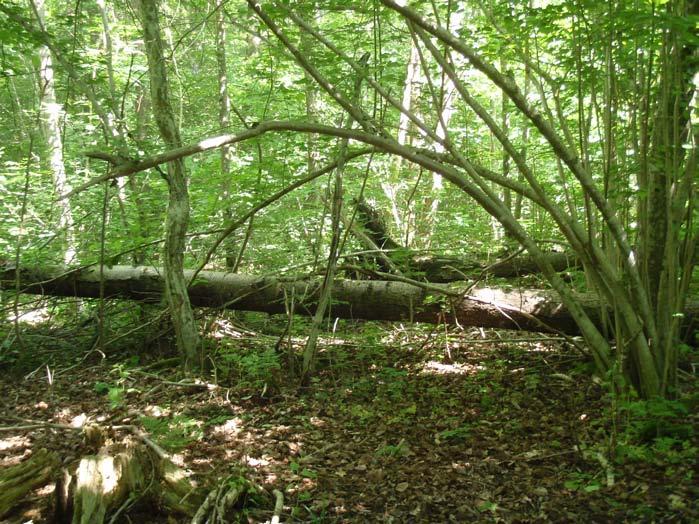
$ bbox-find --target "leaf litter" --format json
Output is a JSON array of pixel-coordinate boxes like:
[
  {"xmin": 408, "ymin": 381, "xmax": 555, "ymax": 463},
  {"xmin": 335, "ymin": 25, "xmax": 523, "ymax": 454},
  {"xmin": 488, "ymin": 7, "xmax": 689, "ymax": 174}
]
[{"xmin": 0, "ymin": 322, "xmax": 697, "ymax": 522}]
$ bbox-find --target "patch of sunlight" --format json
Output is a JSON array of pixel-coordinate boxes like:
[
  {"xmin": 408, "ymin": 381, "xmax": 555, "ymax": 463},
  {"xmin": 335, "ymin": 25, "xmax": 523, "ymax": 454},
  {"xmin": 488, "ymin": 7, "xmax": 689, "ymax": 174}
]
[
  {"xmin": 70, "ymin": 413, "xmax": 87, "ymax": 428},
  {"xmin": 100, "ymin": 457, "xmax": 119, "ymax": 493},
  {"xmin": 244, "ymin": 456, "xmax": 271, "ymax": 468},
  {"xmin": 169, "ymin": 453, "xmax": 186, "ymax": 468},
  {"xmin": 211, "ymin": 319, "xmax": 249, "ymax": 339},
  {"xmin": 262, "ymin": 471, "xmax": 278, "ymax": 484},
  {"xmin": 143, "ymin": 405, "xmax": 170, "ymax": 418},
  {"xmin": 532, "ymin": 341, "xmax": 558, "ymax": 353},
  {"xmin": 191, "ymin": 457, "xmax": 213, "ymax": 467},
  {"xmin": 421, "ymin": 360, "xmax": 484, "ymax": 375},
  {"xmin": 57, "ymin": 407, "xmax": 73, "ymax": 423},
  {"xmin": 319, "ymin": 336, "xmax": 350, "ymax": 346},
  {"xmin": 8, "ymin": 307, "xmax": 50, "ymax": 325},
  {"xmin": 212, "ymin": 417, "xmax": 243, "ymax": 438},
  {"xmin": 75, "ymin": 457, "xmax": 118, "ymax": 494},
  {"xmin": 36, "ymin": 483, "xmax": 55, "ymax": 496},
  {"xmin": 0, "ymin": 435, "xmax": 30, "ymax": 452},
  {"xmin": 286, "ymin": 440, "xmax": 302, "ymax": 455}
]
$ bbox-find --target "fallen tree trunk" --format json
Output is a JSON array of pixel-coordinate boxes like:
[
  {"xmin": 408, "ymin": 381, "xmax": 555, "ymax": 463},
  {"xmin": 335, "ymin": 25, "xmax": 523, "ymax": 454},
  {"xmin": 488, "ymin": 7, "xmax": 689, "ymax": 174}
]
[
  {"xmin": 392, "ymin": 251, "xmax": 579, "ymax": 281},
  {"xmin": 350, "ymin": 199, "xmax": 578, "ymax": 280},
  {"xmin": 0, "ymin": 263, "xmax": 659, "ymax": 336}
]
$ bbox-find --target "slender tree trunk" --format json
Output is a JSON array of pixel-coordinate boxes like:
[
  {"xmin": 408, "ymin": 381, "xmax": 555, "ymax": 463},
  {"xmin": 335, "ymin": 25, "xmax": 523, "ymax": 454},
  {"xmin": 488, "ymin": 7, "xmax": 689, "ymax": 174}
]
[
  {"xmin": 301, "ymin": 54, "xmax": 369, "ymax": 381},
  {"xmin": 299, "ymin": 3, "xmax": 324, "ymax": 265},
  {"xmin": 139, "ymin": 0, "xmax": 200, "ymax": 371},
  {"xmin": 96, "ymin": 0, "xmax": 130, "ymax": 208},
  {"xmin": 382, "ymin": 38, "xmax": 423, "ymax": 237},
  {"xmin": 129, "ymin": 83, "xmax": 151, "ymax": 265},
  {"xmin": 639, "ymin": 0, "xmax": 699, "ymax": 395},
  {"xmin": 34, "ymin": 0, "xmax": 76, "ymax": 265},
  {"xmin": 214, "ymin": 0, "xmax": 237, "ymax": 269},
  {"xmin": 423, "ymin": 15, "xmax": 462, "ymax": 248}
]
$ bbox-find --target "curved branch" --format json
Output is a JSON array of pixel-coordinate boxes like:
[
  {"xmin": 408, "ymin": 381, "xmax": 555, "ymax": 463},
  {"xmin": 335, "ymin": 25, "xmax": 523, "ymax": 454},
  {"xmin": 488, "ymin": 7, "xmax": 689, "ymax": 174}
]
[
  {"xmin": 189, "ymin": 147, "xmax": 379, "ymax": 283},
  {"xmin": 379, "ymin": 0, "xmax": 657, "ymax": 365}
]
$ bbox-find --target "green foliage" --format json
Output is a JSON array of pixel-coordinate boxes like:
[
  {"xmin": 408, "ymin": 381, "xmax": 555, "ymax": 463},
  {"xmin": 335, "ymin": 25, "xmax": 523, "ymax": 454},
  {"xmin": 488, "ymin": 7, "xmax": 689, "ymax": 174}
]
[
  {"xmin": 620, "ymin": 397, "xmax": 693, "ymax": 442},
  {"xmin": 476, "ymin": 500, "xmax": 499, "ymax": 513},
  {"xmin": 93, "ymin": 381, "xmax": 125, "ymax": 408},
  {"xmin": 437, "ymin": 425, "xmax": 472, "ymax": 443},
  {"xmin": 348, "ymin": 404, "xmax": 375, "ymax": 425},
  {"xmin": 93, "ymin": 381, "xmax": 110, "ymax": 394},
  {"xmin": 290, "ymin": 461, "xmax": 317, "ymax": 479},
  {"xmin": 140, "ymin": 414, "xmax": 204, "ymax": 452},
  {"xmin": 564, "ymin": 472, "xmax": 603, "ymax": 493},
  {"xmin": 107, "ymin": 387, "xmax": 124, "ymax": 409},
  {"xmin": 375, "ymin": 440, "xmax": 409, "ymax": 458},
  {"xmin": 375, "ymin": 367, "xmax": 409, "ymax": 400},
  {"xmin": 613, "ymin": 397, "xmax": 697, "ymax": 466},
  {"xmin": 216, "ymin": 346, "xmax": 281, "ymax": 391}
]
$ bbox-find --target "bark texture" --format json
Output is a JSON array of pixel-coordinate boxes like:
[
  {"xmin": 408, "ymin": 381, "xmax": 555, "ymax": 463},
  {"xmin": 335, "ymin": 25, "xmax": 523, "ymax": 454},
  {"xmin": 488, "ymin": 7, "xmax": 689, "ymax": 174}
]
[
  {"xmin": 352, "ymin": 199, "xmax": 579, "ymax": 280},
  {"xmin": 139, "ymin": 0, "xmax": 200, "ymax": 370},
  {"xmin": 35, "ymin": 0, "xmax": 76, "ymax": 265},
  {"xmin": 0, "ymin": 448, "xmax": 59, "ymax": 519},
  {"xmin": 8, "ymin": 263, "xmax": 698, "ymax": 337}
]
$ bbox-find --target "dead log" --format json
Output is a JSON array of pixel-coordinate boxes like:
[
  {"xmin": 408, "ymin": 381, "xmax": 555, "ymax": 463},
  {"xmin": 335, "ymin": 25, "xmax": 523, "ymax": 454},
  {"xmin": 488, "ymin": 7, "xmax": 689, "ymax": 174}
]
[
  {"xmin": 2, "ymin": 262, "xmax": 697, "ymax": 340},
  {"xmin": 0, "ymin": 448, "xmax": 60, "ymax": 518},
  {"xmin": 351, "ymin": 199, "xmax": 578, "ymax": 280},
  {"xmin": 0, "ymin": 263, "xmax": 634, "ymax": 336},
  {"xmin": 397, "ymin": 251, "xmax": 578, "ymax": 281}
]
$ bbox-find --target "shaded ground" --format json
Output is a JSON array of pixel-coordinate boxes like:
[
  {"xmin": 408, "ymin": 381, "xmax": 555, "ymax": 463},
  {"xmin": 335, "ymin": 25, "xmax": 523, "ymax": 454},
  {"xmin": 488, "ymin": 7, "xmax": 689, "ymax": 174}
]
[{"xmin": 1, "ymin": 314, "xmax": 698, "ymax": 522}]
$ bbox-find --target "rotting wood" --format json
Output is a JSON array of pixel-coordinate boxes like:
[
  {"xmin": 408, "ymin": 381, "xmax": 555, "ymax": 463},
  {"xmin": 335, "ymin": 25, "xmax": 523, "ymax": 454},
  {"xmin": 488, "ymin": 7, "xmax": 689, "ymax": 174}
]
[
  {"xmin": 0, "ymin": 448, "xmax": 60, "ymax": 519},
  {"xmin": 4, "ymin": 263, "xmax": 697, "ymax": 337},
  {"xmin": 351, "ymin": 198, "xmax": 579, "ymax": 281},
  {"xmin": 55, "ymin": 437, "xmax": 206, "ymax": 523}
]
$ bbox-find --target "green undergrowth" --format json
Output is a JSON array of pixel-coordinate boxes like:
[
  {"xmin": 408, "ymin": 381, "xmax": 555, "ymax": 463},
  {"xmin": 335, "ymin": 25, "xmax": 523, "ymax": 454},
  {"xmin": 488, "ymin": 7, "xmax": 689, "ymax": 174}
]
[{"xmin": 1, "ymin": 302, "xmax": 697, "ymax": 520}]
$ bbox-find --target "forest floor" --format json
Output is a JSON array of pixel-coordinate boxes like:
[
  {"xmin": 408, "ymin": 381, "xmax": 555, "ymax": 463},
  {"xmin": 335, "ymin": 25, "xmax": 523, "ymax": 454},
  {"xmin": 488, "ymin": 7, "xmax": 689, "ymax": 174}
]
[{"xmin": 1, "ymin": 312, "xmax": 698, "ymax": 523}]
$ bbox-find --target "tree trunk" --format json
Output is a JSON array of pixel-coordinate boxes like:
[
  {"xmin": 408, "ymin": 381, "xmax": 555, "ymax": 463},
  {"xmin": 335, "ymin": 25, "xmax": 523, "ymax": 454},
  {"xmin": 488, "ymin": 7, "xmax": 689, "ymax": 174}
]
[
  {"xmin": 214, "ymin": 0, "xmax": 237, "ymax": 269},
  {"xmin": 7, "ymin": 263, "xmax": 697, "ymax": 338},
  {"xmin": 139, "ymin": 0, "xmax": 201, "ymax": 371},
  {"xmin": 352, "ymin": 198, "xmax": 579, "ymax": 280},
  {"xmin": 55, "ymin": 440, "xmax": 205, "ymax": 523},
  {"xmin": 34, "ymin": 0, "xmax": 77, "ymax": 265}
]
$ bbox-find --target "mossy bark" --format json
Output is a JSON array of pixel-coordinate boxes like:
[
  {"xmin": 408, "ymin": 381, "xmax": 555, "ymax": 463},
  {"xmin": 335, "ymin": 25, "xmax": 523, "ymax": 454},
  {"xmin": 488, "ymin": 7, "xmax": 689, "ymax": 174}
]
[{"xmin": 0, "ymin": 448, "xmax": 60, "ymax": 518}]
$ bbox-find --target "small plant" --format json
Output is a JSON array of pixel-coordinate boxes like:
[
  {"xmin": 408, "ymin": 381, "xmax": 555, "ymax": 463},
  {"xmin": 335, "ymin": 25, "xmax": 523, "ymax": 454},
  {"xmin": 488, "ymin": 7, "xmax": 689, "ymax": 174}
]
[
  {"xmin": 437, "ymin": 425, "xmax": 472, "ymax": 443},
  {"xmin": 477, "ymin": 500, "xmax": 498, "ymax": 513},
  {"xmin": 375, "ymin": 367, "xmax": 409, "ymax": 400},
  {"xmin": 94, "ymin": 381, "xmax": 125, "ymax": 408},
  {"xmin": 564, "ymin": 471, "xmax": 602, "ymax": 493},
  {"xmin": 93, "ymin": 381, "xmax": 110, "ymax": 394},
  {"xmin": 140, "ymin": 414, "xmax": 204, "ymax": 452},
  {"xmin": 290, "ymin": 461, "xmax": 317, "ymax": 479},
  {"xmin": 348, "ymin": 404, "xmax": 375, "ymax": 425},
  {"xmin": 376, "ymin": 440, "xmax": 409, "ymax": 458},
  {"xmin": 218, "ymin": 347, "xmax": 280, "ymax": 391}
]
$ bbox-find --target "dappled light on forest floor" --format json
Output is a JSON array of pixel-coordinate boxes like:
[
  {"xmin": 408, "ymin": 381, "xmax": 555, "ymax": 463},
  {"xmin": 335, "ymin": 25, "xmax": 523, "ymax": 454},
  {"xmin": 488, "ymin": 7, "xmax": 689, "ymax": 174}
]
[
  {"xmin": 0, "ymin": 321, "xmax": 697, "ymax": 522},
  {"xmin": 7, "ymin": 307, "xmax": 51, "ymax": 326},
  {"xmin": 420, "ymin": 360, "xmax": 482, "ymax": 375}
]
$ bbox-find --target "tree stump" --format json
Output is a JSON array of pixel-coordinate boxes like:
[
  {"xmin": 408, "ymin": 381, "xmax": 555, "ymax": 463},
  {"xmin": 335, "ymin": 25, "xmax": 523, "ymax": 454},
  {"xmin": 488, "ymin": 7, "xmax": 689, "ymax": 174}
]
[{"xmin": 0, "ymin": 448, "xmax": 60, "ymax": 518}]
